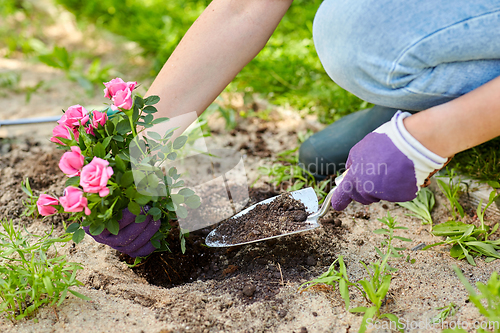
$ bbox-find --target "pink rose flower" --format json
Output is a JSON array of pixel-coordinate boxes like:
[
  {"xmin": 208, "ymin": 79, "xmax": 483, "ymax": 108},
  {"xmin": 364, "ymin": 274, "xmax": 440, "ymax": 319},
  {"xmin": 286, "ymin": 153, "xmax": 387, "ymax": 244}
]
[
  {"xmin": 59, "ymin": 146, "xmax": 85, "ymax": 177},
  {"xmin": 80, "ymin": 157, "xmax": 114, "ymax": 197},
  {"xmin": 58, "ymin": 105, "xmax": 89, "ymax": 128},
  {"xmin": 103, "ymin": 78, "xmax": 137, "ymax": 99},
  {"xmin": 51, "ymin": 125, "xmax": 79, "ymax": 145},
  {"xmin": 59, "ymin": 187, "xmax": 91, "ymax": 215},
  {"xmin": 112, "ymin": 88, "xmax": 133, "ymax": 110},
  {"xmin": 36, "ymin": 194, "xmax": 59, "ymax": 216},
  {"xmin": 86, "ymin": 110, "xmax": 108, "ymax": 135}
]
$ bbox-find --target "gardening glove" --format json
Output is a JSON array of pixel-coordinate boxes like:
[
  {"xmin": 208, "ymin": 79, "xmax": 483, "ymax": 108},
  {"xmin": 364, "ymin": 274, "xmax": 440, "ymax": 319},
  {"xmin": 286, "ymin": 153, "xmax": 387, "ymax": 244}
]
[
  {"xmin": 331, "ymin": 111, "xmax": 450, "ymax": 211},
  {"xmin": 84, "ymin": 207, "xmax": 161, "ymax": 257}
]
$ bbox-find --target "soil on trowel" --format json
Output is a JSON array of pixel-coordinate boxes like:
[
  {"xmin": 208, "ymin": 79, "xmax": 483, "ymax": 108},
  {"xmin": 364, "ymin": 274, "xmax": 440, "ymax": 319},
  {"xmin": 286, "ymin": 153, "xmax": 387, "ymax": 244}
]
[{"xmin": 209, "ymin": 192, "xmax": 310, "ymax": 245}]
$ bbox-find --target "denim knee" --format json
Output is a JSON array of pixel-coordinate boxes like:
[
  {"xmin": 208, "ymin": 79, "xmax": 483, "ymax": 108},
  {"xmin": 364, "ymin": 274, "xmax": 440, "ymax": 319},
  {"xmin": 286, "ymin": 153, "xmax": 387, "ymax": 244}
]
[{"xmin": 313, "ymin": 0, "xmax": 500, "ymax": 110}]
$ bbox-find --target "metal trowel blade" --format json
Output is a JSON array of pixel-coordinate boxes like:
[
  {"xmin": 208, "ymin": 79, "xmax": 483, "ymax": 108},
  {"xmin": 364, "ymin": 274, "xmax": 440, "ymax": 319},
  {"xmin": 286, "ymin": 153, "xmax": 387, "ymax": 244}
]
[{"xmin": 205, "ymin": 187, "xmax": 319, "ymax": 247}]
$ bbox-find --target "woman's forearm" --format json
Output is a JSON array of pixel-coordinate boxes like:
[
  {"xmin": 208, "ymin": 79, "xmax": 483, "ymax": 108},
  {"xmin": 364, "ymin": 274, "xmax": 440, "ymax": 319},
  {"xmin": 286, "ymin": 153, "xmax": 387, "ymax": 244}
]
[
  {"xmin": 146, "ymin": 0, "xmax": 293, "ymax": 134},
  {"xmin": 404, "ymin": 75, "xmax": 500, "ymax": 158}
]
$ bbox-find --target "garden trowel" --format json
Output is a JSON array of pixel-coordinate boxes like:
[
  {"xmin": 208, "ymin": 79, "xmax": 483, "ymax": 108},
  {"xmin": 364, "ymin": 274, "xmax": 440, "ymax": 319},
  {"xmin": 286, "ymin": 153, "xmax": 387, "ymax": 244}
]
[{"xmin": 205, "ymin": 173, "xmax": 345, "ymax": 247}]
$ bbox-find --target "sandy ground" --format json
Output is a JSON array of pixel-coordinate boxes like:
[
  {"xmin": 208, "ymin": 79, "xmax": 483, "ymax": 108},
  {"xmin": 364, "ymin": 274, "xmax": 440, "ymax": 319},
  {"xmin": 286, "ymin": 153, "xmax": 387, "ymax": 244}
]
[{"xmin": 2, "ymin": 4, "xmax": 500, "ymax": 332}]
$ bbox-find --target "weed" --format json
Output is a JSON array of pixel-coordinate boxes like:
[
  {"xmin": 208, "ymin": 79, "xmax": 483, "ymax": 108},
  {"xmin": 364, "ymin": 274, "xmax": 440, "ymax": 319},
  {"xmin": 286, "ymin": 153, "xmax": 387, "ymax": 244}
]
[
  {"xmin": 432, "ymin": 302, "xmax": 458, "ymax": 324},
  {"xmin": 20, "ymin": 178, "xmax": 38, "ymax": 218},
  {"xmin": 436, "ymin": 169, "xmax": 465, "ymax": 220},
  {"xmin": 453, "ymin": 267, "xmax": 500, "ymax": 333},
  {"xmin": 397, "ymin": 187, "xmax": 435, "ymax": 228},
  {"xmin": 0, "ymin": 219, "xmax": 89, "ymax": 321},
  {"xmin": 424, "ymin": 189, "xmax": 500, "ymax": 266},
  {"xmin": 257, "ymin": 146, "xmax": 331, "ymax": 203},
  {"xmin": 300, "ymin": 212, "xmax": 411, "ymax": 333}
]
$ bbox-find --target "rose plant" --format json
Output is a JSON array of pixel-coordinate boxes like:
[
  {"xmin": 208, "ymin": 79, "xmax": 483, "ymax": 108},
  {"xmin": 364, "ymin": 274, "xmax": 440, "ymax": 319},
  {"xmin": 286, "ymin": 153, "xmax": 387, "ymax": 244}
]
[{"xmin": 31, "ymin": 78, "xmax": 200, "ymax": 257}]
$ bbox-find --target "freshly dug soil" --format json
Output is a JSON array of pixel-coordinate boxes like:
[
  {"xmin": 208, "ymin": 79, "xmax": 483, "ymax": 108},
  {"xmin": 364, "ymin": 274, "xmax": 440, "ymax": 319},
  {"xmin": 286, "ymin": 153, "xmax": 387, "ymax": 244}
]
[{"xmin": 209, "ymin": 192, "xmax": 310, "ymax": 245}]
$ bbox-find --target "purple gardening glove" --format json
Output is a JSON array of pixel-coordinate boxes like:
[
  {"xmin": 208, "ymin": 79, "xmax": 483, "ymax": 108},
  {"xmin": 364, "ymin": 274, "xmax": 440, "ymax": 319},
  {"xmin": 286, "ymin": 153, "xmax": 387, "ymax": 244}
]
[
  {"xmin": 331, "ymin": 111, "xmax": 448, "ymax": 211},
  {"xmin": 84, "ymin": 207, "xmax": 161, "ymax": 257}
]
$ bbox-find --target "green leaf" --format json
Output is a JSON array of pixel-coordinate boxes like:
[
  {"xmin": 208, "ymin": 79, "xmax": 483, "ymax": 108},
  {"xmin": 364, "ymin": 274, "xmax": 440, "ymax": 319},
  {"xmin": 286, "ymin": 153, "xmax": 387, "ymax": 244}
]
[
  {"xmin": 128, "ymin": 201, "xmax": 141, "ymax": 216},
  {"xmin": 152, "ymin": 117, "xmax": 169, "ymax": 125},
  {"xmin": 102, "ymin": 136, "xmax": 113, "ymax": 149},
  {"xmin": 176, "ymin": 205, "xmax": 188, "ymax": 219},
  {"xmin": 116, "ymin": 120, "xmax": 131, "ymax": 135},
  {"xmin": 167, "ymin": 152, "xmax": 177, "ymax": 160},
  {"xmin": 394, "ymin": 236, "xmax": 412, "ymax": 242},
  {"xmin": 144, "ymin": 95, "xmax": 160, "ymax": 105},
  {"xmin": 185, "ymin": 195, "xmax": 201, "ymax": 209},
  {"xmin": 171, "ymin": 194, "xmax": 184, "ymax": 205},
  {"xmin": 373, "ymin": 228, "xmax": 389, "ymax": 234},
  {"xmin": 358, "ymin": 306, "xmax": 378, "ymax": 333},
  {"xmin": 134, "ymin": 193, "xmax": 152, "ymax": 206},
  {"xmin": 178, "ymin": 188, "xmax": 195, "ymax": 197},
  {"xmin": 68, "ymin": 290, "xmax": 92, "ymax": 301},
  {"xmin": 120, "ymin": 171, "xmax": 134, "ymax": 187},
  {"xmin": 66, "ymin": 223, "xmax": 80, "ymax": 233},
  {"xmin": 113, "ymin": 135, "xmax": 124, "ymax": 142},
  {"xmin": 135, "ymin": 215, "xmax": 147, "ymax": 223},
  {"xmin": 89, "ymin": 223, "xmax": 105, "ymax": 236},
  {"xmin": 115, "ymin": 155, "xmax": 127, "ymax": 172},
  {"xmin": 147, "ymin": 131, "xmax": 162, "ymax": 141},
  {"xmin": 65, "ymin": 176, "xmax": 81, "ymax": 187},
  {"xmin": 106, "ymin": 219, "xmax": 120, "ymax": 235},
  {"xmin": 142, "ymin": 105, "xmax": 157, "ymax": 114},
  {"xmin": 93, "ymin": 142, "xmax": 105, "ymax": 158},
  {"xmin": 173, "ymin": 136, "xmax": 188, "ymax": 149},
  {"xmin": 72, "ymin": 229, "xmax": 85, "ymax": 243},
  {"xmin": 147, "ymin": 207, "xmax": 161, "ymax": 217},
  {"xmin": 338, "ymin": 278, "xmax": 350, "ymax": 310},
  {"xmin": 432, "ymin": 220, "xmax": 471, "ymax": 237}
]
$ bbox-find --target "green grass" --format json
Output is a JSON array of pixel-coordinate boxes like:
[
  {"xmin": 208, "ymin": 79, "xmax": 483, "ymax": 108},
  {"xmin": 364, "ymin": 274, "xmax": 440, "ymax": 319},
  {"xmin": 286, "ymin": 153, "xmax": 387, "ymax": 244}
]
[
  {"xmin": 0, "ymin": 219, "xmax": 89, "ymax": 321},
  {"xmin": 54, "ymin": 0, "xmax": 366, "ymax": 124},
  {"xmin": 450, "ymin": 137, "xmax": 500, "ymax": 182}
]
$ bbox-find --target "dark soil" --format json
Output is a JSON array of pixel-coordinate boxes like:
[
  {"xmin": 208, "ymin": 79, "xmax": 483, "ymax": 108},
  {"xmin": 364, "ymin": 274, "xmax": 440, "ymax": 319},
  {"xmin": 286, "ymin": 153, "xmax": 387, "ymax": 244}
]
[{"xmin": 208, "ymin": 192, "xmax": 310, "ymax": 245}]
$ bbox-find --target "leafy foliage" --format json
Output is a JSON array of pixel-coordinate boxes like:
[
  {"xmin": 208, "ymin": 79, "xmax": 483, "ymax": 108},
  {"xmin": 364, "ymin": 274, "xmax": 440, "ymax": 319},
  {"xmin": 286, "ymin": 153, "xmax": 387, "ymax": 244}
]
[
  {"xmin": 432, "ymin": 302, "xmax": 458, "ymax": 324},
  {"xmin": 257, "ymin": 145, "xmax": 331, "ymax": 204},
  {"xmin": 424, "ymin": 189, "xmax": 500, "ymax": 266},
  {"xmin": 436, "ymin": 169, "xmax": 465, "ymax": 220},
  {"xmin": 0, "ymin": 219, "xmax": 88, "ymax": 321},
  {"xmin": 454, "ymin": 267, "xmax": 500, "ymax": 333},
  {"xmin": 300, "ymin": 212, "xmax": 411, "ymax": 333},
  {"xmin": 397, "ymin": 187, "xmax": 435, "ymax": 227}
]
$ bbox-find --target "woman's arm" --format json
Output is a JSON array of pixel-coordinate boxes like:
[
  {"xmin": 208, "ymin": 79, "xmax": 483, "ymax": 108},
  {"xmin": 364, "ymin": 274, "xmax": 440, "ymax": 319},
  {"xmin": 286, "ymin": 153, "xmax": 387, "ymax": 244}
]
[
  {"xmin": 146, "ymin": 0, "xmax": 293, "ymax": 134},
  {"xmin": 404, "ymin": 75, "xmax": 500, "ymax": 158}
]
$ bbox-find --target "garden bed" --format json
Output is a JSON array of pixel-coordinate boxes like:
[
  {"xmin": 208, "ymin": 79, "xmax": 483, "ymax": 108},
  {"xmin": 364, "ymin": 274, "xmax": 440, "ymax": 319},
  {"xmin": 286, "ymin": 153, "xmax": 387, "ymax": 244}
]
[{"xmin": 1, "ymin": 112, "xmax": 500, "ymax": 332}]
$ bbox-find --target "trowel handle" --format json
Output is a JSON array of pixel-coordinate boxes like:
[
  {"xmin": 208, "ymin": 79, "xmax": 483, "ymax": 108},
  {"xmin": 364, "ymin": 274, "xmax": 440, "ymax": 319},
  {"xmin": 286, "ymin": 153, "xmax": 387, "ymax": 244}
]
[{"xmin": 309, "ymin": 170, "xmax": 347, "ymax": 220}]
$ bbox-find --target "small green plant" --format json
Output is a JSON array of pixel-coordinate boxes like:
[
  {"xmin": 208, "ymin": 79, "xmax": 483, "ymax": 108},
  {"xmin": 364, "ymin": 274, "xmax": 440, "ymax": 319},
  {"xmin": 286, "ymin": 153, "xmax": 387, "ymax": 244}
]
[
  {"xmin": 397, "ymin": 187, "xmax": 435, "ymax": 228},
  {"xmin": 257, "ymin": 146, "xmax": 331, "ymax": 203},
  {"xmin": 0, "ymin": 219, "xmax": 89, "ymax": 321},
  {"xmin": 38, "ymin": 46, "xmax": 112, "ymax": 96},
  {"xmin": 453, "ymin": 267, "xmax": 500, "ymax": 333},
  {"xmin": 432, "ymin": 302, "xmax": 458, "ymax": 324},
  {"xmin": 300, "ymin": 212, "xmax": 411, "ymax": 333},
  {"xmin": 20, "ymin": 178, "xmax": 39, "ymax": 218},
  {"xmin": 436, "ymin": 169, "xmax": 465, "ymax": 220},
  {"xmin": 424, "ymin": 189, "xmax": 500, "ymax": 266}
]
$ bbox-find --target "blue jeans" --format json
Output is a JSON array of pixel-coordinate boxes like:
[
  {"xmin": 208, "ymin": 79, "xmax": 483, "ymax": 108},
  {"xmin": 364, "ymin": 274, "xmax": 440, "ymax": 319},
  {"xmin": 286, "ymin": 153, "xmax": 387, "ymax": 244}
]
[{"xmin": 313, "ymin": 0, "xmax": 500, "ymax": 111}]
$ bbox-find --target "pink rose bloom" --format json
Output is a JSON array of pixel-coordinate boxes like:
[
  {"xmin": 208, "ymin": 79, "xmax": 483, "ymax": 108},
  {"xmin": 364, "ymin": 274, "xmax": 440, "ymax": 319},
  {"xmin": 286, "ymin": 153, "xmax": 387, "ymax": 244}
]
[
  {"xmin": 36, "ymin": 194, "xmax": 59, "ymax": 216},
  {"xmin": 112, "ymin": 88, "xmax": 133, "ymax": 110},
  {"xmin": 58, "ymin": 105, "xmax": 89, "ymax": 128},
  {"xmin": 59, "ymin": 146, "xmax": 84, "ymax": 177},
  {"xmin": 103, "ymin": 78, "xmax": 137, "ymax": 99},
  {"xmin": 51, "ymin": 125, "xmax": 79, "ymax": 145},
  {"xmin": 86, "ymin": 110, "xmax": 108, "ymax": 135},
  {"xmin": 80, "ymin": 157, "xmax": 114, "ymax": 197},
  {"xmin": 59, "ymin": 187, "xmax": 91, "ymax": 215}
]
